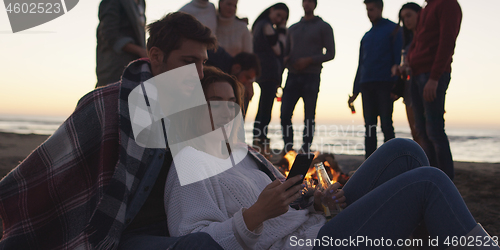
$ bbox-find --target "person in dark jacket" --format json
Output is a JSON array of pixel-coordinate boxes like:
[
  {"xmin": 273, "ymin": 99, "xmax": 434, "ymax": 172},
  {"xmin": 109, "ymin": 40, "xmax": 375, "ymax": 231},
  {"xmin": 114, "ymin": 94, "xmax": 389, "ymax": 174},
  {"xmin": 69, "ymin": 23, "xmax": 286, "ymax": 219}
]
[{"xmin": 251, "ymin": 3, "xmax": 289, "ymax": 153}]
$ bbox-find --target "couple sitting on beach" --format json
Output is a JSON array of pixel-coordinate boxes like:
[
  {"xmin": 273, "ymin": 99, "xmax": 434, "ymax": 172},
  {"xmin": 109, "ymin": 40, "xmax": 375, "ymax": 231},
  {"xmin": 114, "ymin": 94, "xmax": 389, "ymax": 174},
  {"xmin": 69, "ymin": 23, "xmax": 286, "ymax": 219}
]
[{"xmin": 0, "ymin": 12, "xmax": 497, "ymax": 250}]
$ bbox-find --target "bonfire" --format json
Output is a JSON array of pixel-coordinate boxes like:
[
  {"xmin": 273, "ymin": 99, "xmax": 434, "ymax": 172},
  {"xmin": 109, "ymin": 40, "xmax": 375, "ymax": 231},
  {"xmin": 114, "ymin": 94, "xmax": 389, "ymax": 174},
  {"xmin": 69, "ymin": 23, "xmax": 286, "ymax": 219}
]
[{"xmin": 276, "ymin": 150, "xmax": 350, "ymax": 190}]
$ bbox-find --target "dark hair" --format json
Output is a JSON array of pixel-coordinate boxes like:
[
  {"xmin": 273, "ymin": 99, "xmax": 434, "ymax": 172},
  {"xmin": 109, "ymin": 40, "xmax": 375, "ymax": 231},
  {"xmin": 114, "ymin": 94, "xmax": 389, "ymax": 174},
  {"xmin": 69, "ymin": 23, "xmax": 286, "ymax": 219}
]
[
  {"xmin": 399, "ymin": 2, "xmax": 422, "ymax": 47},
  {"xmin": 231, "ymin": 52, "xmax": 261, "ymax": 77},
  {"xmin": 146, "ymin": 12, "xmax": 217, "ymax": 61},
  {"xmin": 364, "ymin": 0, "xmax": 383, "ymax": 9},
  {"xmin": 304, "ymin": 0, "xmax": 318, "ymax": 7},
  {"xmin": 251, "ymin": 3, "xmax": 289, "ymax": 31}
]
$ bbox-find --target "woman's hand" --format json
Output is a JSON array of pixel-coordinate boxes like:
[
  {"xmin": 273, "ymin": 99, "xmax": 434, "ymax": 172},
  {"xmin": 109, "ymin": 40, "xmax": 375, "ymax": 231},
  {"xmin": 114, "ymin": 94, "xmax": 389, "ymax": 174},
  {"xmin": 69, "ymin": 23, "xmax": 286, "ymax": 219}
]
[
  {"xmin": 243, "ymin": 175, "xmax": 304, "ymax": 231},
  {"xmin": 313, "ymin": 182, "xmax": 347, "ymax": 212}
]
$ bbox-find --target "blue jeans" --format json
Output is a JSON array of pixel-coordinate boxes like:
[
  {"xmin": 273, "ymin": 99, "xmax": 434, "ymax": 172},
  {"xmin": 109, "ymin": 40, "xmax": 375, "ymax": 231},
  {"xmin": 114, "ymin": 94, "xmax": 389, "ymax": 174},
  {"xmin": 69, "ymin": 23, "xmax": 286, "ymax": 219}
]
[
  {"xmin": 280, "ymin": 72, "xmax": 321, "ymax": 152},
  {"xmin": 118, "ymin": 221, "xmax": 223, "ymax": 250},
  {"xmin": 411, "ymin": 72, "xmax": 454, "ymax": 179},
  {"xmin": 253, "ymin": 80, "xmax": 280, "ymax": 139},
  {"xmin": 360, "ymin": 81, "xmax": 395, "ymax": 158},
  {"xmin": 314, "ymin": 138, "xmax": 476, "ymax": 249}
]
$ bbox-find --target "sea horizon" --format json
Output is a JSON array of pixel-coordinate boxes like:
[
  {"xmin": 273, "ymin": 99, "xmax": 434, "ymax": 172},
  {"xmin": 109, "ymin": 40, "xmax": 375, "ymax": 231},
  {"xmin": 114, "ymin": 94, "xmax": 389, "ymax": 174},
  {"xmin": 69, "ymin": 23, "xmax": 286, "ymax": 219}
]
[{"xmin": 1, "ymin": 114, "xmax": 499, "ymax": 164}]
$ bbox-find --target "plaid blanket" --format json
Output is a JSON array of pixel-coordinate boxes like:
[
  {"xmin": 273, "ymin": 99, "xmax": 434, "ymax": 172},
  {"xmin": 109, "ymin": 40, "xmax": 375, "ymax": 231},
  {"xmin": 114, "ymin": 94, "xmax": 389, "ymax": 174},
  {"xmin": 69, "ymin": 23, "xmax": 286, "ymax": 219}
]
[
  {"xmin": 0, "ymin": 59, "xmax": 157, "ymax": 250},
  {"xmin": 0, "ymin": 58, "xmax": 289, "ymax": 250}
]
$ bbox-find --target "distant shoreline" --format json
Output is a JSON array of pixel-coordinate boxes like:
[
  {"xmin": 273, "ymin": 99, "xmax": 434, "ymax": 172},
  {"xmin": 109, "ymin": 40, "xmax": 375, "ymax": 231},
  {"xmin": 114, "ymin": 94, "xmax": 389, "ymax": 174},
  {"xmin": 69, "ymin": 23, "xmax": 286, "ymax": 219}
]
[{"xmin": 0, "ymin": 131, "xmax": 499, "ymax": 237}]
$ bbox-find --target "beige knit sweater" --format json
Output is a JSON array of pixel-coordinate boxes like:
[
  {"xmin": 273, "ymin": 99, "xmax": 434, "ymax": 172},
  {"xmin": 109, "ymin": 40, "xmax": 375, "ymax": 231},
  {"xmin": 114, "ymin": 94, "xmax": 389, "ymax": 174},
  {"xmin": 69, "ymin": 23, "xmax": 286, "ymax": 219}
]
[{"xmin": 165, "ymin": 146, "xmax": 326, "ymax": 250}]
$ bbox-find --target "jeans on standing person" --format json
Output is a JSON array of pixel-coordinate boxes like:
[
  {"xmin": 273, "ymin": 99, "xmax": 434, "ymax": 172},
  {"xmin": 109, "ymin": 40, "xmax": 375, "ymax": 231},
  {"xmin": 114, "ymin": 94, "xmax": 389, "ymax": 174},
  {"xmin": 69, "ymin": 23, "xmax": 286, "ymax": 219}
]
[
  {"xmin": 360, "ymin": 81, "xmax": 395, "ymax": 158},
  {"xmin": 314, "ymin": 138, "xmax": 477, "ymax": 249},
  {"xmin": 280, "ymin": 73, "xmax": 321, "ymax": 153},
  {"xmin": 411, "ymin": 72, "xmax": 454, "ymax": 180},
  {"xmin": 253, "ymin": 80, "xmax": 280, "ymax": 140},
  {"xmin": 118, "ymin": 220, "xmax": 223, "ymax": 250}
]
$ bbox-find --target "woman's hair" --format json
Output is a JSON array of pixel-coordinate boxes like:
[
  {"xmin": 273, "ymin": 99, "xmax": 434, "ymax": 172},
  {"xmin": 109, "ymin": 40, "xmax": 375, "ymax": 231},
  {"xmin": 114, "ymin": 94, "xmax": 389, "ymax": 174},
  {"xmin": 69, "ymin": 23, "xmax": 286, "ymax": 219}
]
[
  {"xmin": 251, "ymin": 3, "xmax": 289, "ymax": 31},
  {"xmin": 398, "ymin": 2, "xmax": 422, "ymax": 47},
  {"xmin": 218, "ymin": 0, "xmax": 241, "ymax": 20},
  {"xmin": 147, "ymin": 12, "xmax": 217, "ymax": 61}
]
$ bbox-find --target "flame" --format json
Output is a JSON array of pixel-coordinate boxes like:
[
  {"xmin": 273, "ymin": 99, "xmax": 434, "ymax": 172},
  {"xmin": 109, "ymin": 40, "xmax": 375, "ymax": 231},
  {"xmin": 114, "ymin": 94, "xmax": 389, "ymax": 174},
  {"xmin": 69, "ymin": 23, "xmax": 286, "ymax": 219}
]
[{"xmin": 283, "ymin": 150, "xmax": 298, "ymax": 168}]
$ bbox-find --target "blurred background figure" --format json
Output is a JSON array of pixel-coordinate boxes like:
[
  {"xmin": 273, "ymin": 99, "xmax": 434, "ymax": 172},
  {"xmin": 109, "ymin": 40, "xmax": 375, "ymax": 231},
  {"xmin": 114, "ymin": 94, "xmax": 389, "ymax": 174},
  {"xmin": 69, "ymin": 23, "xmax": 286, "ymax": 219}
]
[
  {"xmin": 251, "ymin": 3, "xmax": 289, "ymax": 152},
  {"xmin": 179, "ymin": 0, "xmax": 217, "ymax": 34},
  {"xmin": 216, "ymin": 0, "xmax": 252, "ymax": 57},
  {"xmin": 280, "ymin": 0, "xmax": 335, "ymax": 154},
  {"xmin": 95, "ymin": 0, "xmax": 147, "ymax": 88},
  {"xmin": 348, "ymin": 0, "xmax": 402, "ymax": 159},
  {"xmin": 407, "ymin": 0, "xmax": 462, "ymax": 180},
  {"xmin": 392, "ymin": 2, "xmax": 422, "ymax": 145},
  {"xmin": 204, "ymin": 51, "xmax": 260, "ymax": 119},
  {"xmin": 230, "ymin": 52, "xmax": 260, "ymax": 118}
]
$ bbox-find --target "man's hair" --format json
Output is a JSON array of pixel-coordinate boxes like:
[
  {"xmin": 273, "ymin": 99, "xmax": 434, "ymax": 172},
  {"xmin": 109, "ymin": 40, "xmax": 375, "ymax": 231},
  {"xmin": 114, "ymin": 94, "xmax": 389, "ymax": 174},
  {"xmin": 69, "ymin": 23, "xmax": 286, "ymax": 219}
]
[
  {"xmin": 364, "ymin": 0, "xmax": 383, "ymax": 9},
  {"xmin": 146, "ymin": 12, "xmax": 217, "ymax": 61},
  {"xmin": 231, "ymin": 52, "xmax": 261, "ymax": 77}
]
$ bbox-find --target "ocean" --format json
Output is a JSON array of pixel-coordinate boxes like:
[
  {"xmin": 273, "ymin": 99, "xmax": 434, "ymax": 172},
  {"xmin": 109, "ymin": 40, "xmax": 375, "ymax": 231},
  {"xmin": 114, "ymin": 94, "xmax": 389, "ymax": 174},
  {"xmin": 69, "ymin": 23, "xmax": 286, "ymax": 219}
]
[{"xmin": 1, "ymin": 114, "xmax": 499, "ymax": 163}]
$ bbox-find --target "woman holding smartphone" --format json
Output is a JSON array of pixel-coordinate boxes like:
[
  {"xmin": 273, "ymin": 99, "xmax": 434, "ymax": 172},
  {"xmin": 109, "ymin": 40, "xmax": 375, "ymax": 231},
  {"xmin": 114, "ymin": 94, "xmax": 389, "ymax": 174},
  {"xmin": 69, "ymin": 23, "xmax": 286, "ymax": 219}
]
[{"xmin": 165, "ymin": 67, "xmax": 497, "ymax": 250}]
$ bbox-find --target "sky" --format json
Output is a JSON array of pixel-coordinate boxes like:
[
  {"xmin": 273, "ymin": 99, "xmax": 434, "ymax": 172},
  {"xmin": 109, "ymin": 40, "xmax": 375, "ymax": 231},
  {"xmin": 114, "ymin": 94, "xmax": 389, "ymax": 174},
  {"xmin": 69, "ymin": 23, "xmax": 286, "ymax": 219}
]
[{"xmin": 0, "ymin": 0, "xmax": 499, "ymax": 130}]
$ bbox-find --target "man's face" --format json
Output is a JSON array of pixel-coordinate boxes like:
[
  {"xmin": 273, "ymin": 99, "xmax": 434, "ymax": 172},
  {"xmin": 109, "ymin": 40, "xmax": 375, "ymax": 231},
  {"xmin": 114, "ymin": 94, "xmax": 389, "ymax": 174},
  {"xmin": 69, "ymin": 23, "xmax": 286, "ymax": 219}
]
[
  {"xmin": 302, "ymin": 0, "xmax": 316, "ymax": 13},
  {"xmin": 365, "ymin": 3, "xmax": 383, "ymax": 23},
  {"xmin": 160, "ymin": 39, "xmax": 208, "ymax": 80},
  {"xmin": 234, "ymin": 68, "xmax": 256, "ymax": 86}
]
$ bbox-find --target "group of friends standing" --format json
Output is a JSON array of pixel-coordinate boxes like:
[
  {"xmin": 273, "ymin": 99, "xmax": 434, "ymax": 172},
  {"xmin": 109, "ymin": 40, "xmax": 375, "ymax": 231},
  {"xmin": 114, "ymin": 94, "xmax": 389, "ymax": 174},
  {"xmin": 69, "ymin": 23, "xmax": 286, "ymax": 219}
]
[
  {"xmin": 95, "ymin": 0, "xmax": 460, "ymax": 181},
  {"xmin": 173, "ymin": 0, "xmax": 336, "ymax": 157},
  {"xmin": 95, "ymin": 0, "xmax": 336, "ymax": 157},
  {"xmin": 348, "ymin": 0, "xmax": 461, "ymax": 181}
]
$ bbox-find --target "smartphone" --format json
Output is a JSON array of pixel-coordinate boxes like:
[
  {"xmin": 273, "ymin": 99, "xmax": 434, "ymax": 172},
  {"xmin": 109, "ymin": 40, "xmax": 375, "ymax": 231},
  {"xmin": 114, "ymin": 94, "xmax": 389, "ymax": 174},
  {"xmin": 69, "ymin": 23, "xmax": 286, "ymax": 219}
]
[{"xmin": 285, "ymin": 153, "xmax": 315, "ymax": 190}]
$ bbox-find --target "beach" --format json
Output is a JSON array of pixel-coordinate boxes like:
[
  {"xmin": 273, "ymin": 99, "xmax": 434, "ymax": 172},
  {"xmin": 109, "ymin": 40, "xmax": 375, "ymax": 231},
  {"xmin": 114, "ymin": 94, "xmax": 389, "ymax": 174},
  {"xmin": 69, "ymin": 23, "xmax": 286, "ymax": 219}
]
[{"xmin": 0, "ymin": 131, "xmax": 499, "ymax": 239}]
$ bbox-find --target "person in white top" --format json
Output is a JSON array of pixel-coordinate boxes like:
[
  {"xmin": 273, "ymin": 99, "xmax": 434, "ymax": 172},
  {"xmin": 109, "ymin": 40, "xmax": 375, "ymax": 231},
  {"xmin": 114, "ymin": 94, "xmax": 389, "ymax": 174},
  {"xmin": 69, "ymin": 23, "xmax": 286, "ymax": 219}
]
[
  {"xmin": 216, "ymin": 0, "xmax": 252, "ymax": 57},
  {"xmin": 164, "ymin": 66, "xmax": 498, "ymax": 250},
  {"xmin": 179, "ymin": 0, "xmax": 217, "ymax": 34}
]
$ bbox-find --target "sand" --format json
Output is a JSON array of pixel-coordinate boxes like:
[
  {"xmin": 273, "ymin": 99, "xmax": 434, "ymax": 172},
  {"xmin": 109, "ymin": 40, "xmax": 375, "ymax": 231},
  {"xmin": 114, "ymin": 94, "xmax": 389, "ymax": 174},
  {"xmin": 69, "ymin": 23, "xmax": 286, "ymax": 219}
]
[{"xmin": 0, "ymin": 132, "xmax": 498, "ymax": 240}]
